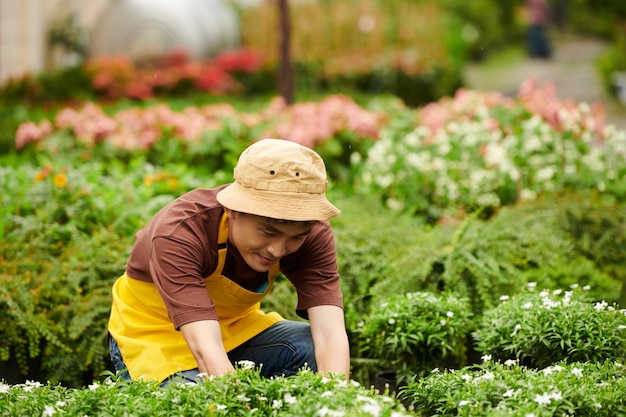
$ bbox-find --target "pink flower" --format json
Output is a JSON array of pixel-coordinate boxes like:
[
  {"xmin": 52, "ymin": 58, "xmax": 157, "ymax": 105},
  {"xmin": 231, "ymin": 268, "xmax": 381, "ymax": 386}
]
[{"xmin": 15, "ymin": 119, "xmax": 52, "ymax": 150}]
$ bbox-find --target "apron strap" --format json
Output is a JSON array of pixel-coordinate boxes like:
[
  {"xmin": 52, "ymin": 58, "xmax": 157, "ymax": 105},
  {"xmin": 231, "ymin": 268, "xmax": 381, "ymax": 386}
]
[{"xmin": 212, "ymin": 212, "xmax": 229, "ymax": 276}]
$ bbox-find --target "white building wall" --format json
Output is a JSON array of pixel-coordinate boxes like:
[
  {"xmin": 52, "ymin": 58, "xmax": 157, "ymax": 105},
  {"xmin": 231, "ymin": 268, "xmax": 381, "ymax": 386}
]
[{"xmin": 0, "ymin": 0, "xmax": 110, "ymax": 84}]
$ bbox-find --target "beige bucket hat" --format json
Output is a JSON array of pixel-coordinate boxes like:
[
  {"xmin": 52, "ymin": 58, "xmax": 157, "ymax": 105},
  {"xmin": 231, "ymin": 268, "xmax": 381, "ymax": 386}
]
[{"xmin": 216, "ymin": 138, "xmax": 340, "ymax": 221}]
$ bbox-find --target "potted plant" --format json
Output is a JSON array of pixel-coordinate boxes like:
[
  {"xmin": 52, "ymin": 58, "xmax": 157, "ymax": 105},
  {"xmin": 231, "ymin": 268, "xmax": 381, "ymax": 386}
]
[{"xmin": 354, "ymin": 291, "xmax": 473, "ymax": 391}]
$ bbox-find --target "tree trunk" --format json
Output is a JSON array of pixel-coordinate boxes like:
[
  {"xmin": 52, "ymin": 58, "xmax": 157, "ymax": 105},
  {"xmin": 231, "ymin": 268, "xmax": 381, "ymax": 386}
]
[{"xmin": 277, "ymin": 0, "xmax": 294, "ymax": 104}]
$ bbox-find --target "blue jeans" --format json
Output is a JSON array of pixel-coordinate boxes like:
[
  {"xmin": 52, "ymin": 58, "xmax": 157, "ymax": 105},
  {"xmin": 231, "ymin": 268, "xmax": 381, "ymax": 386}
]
[{"xmin": 109, "ymin": 320, "xmax": 317, "ymax": 387}]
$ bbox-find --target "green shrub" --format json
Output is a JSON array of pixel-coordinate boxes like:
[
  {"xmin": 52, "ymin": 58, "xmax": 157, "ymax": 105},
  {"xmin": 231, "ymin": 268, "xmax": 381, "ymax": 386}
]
[
  {"xmin": 473, "ymin": 286, "xmax": 626, "ymax": 369},
  {"xmin": 0, "ymin": 366, "xmax": 411, "ymax": 416},
  {"xmin": 400, "ymin": 359, "xmax": 626, "ymax": 416},
  {"xmin": 0, "ymin": 158, "xmax": 208, "ymax": 386},
  {"xmin": 354, "ymin": 291, "xmax": 473, "ymax": 383}
]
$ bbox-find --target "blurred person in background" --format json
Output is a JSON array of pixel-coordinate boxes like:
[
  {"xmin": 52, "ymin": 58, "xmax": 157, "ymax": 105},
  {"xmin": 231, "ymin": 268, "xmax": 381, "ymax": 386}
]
[{"xmin": 526, "ymin": 0, "xmax": 553, "ymax": 59}]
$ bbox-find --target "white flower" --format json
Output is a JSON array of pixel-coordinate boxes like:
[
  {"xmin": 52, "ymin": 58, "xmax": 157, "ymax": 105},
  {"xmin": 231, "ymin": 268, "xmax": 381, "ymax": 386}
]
[
  {"xmin": 551, "ymin": 391, "xmax": 563, "ymax": 401},
  {"xmin": 25, "ymin": 380, "xmax": 43, "ymax": 387},
  {"xmin": 446, "ymin": 311, "xmax": 454, "ymax": 317},
  {"xmin": 480, "ymin": 372, "xmax": 494, "ymax": 381},
  {"xmin": 504, "ymin": 359, "xmax": 518, "ymax": 367},
  {"xmin": 481, "ymin": 354, "xmax": 492, "ymax": 363},
  {"xmin": 284, "ymin": 393, "xmax": 297, "ymax": 404},
  {"xmin": 361, "ymin": 403, "xmax": 381, "ymax": 416},
  {"xmin": 236, "ymin": 394, "xmax": 250, "ymax": 402},
  {"xmin": 534, "ymin": 393, "xmax": 552, "ymax": 405},
  {"xmin": 499, "ymin": 295, "xmax": 510, "ymax": 301},
  {"xmin": 511, "ymin": 323, "xmax": 522, "ymax": 337},
  {"xmin": 458, "ymin": 400, "xmax": 471, "ymax": 406},
  {"xmin": 571, "ymin": 368, "xmax": 584, "ymax": 377},
  {"xmin": 594, "ymin": 301, "xmax": 608, "ymax": 311},
  {"xmin": 88, "ymin": 382, "xmax": 99, "ymax": 391},
  {"xmin": 542, "ymin": 365, "xmax": 564, "ymax": 375},
  {"xmin": 535, "ymin": 166, "xmax": 556, "ymax": 181},
  {"xmin": 520, "ymin": 188, "xmax": 537, "ymax": 201},
  {"xmin": 0, "ymin": 383, "xmax": 10, "ymax": 394},
  {"xmin": 388, "ymin": 318, "xmax": 396, "ymax": 325},
  {"xmin": 272, "ymin": 399, "xmax": 283, "ymax": 409},
  {"xmin": 503, "ymin": 389, "xmax": 516, "ymax": 398},
  {"xmin": 42, "ymin": 405, "xmax": 56, "ymax": 417},
  {"xmin": 527, "ymin": 282, "xmax": 537, "ymax": 290},
  {"xmin": 236, "ymin": 360, "xmax": 256, "ymax": 370},
  {"xmin": 315, "ymin": 406, "xmax": 346, "ymax": 417}
]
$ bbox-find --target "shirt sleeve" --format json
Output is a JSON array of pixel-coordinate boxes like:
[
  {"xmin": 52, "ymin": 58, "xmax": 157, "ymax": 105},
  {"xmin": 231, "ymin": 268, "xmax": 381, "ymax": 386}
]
[{"xmin": 150, "ymin": 234, "xmax": 220, "ymax": 329}]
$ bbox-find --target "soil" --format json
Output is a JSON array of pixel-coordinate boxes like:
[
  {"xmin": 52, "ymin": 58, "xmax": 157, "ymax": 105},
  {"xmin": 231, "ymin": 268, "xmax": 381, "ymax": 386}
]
[{"xmin": 463, "ymin": 34, "xmax": 626, "ymax": 130}]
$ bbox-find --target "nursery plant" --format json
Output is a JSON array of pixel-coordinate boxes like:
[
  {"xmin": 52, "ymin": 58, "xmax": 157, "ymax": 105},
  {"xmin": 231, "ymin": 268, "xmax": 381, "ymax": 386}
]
[
  {"xmin": 473, "ymin": 284, "xmax": 626, "ymax": 369},
  {"xmin": 356, "ymin": 82, "xmax": 626, "ymax": 222},
  {"xmin": 354, "ymin": 291, "xmax": 473, "ymax": 384},
  {"xmin": 399, "ymin": 359, "xmax": 626, "ymax": 416},
  {"xmin": 0, "ymin": 364, "xmax": 411, "ymax": 417}
]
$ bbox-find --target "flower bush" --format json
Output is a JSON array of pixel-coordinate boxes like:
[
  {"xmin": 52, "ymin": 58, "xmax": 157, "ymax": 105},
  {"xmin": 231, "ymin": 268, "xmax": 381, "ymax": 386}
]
[
  {"xmin": 400, "ymin": 359, "xmax": 626, "ymax": 416},
  {"xmin": 13, "ymin": 95, "xmax": 386, "ymax": 184},
  {"xmin": 473, "ymin": 284, "xmax": 626, "ymax": 369},
  {"xmin": 85, "ymin": 48, "xmax": 264, "ymax": 101},
  {"xmin": 354, "ymin": 291, "xmax": 473, "ymax": 383},
  {"xmin": 357, "ymin": 80, "xmax": 626, "ymax": 221},
  {"xmin": 0, "ymin": 366, "xmax": 411, "ymax": 417}
]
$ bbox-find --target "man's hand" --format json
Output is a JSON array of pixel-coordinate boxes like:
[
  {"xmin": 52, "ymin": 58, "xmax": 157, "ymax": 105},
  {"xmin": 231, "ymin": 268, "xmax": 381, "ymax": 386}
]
[{"xmin": 180, "ymin": 320, "xmax": 235, "ymax": 377}]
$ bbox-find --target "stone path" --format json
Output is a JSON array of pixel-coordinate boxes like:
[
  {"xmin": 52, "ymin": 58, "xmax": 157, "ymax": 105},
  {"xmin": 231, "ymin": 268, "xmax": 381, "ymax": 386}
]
[{"xmin": 463, "ymin": 34, "xmax": 626, "ymax": 129}]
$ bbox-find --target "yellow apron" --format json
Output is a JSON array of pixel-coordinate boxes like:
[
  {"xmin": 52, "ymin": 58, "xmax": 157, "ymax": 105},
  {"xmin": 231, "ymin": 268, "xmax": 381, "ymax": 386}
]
[{"xmin": 108, "ymin": 213, "xmax": 283, "ymax": 382}]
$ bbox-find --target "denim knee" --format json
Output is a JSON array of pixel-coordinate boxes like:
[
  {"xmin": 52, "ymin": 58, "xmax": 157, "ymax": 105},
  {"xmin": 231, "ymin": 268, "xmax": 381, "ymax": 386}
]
[{"xmin": 108, "ymin": 335, "xmax": 130, "ymax": 380}]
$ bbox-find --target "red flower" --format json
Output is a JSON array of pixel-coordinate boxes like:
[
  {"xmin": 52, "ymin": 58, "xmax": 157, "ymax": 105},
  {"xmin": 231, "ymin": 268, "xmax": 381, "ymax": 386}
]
[
  {"xmin": 194, "ymin": 67, "xmax": 236, "ymax": 93},
  {"xmin": 161, "ymin": 48, "xmax": 190, "ymax": 68},
  {"xmin": 214, "ymin": 48, "xmax": 264, "ymax": 73},
  {"xmin": 125, "ymin": 81, "xmax": 153, "ymax": 100}
]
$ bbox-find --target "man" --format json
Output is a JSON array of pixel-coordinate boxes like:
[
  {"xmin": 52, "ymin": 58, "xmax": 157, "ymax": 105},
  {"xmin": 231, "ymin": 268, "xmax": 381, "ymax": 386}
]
[{"xmin": 108, "ymin": 138, "xmax": 350, "ymax": 385}]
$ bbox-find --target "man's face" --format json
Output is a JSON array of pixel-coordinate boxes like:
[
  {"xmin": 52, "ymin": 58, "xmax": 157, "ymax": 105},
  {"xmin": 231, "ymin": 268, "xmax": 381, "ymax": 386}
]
[{"xmin": 225, "ymin": 209, "xmax": 314, "ymax": 272}]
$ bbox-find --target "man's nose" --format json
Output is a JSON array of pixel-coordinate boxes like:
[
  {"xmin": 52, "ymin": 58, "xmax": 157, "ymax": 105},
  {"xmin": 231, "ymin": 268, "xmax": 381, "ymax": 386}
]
[{"xmin": 267, "ymin": 240, "xmax": 287, "ymax": 258}]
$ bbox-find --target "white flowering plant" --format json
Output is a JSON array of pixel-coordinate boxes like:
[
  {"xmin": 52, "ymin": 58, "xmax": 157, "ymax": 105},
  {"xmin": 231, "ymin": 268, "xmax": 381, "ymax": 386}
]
[
  {"xmin": 399, "ymin": 359, "xmax": 626, "ymax": 416},
  {"xmin": 355, "ymin": 82, "xmax": 626, "ymax": 221},
  {"xmin": 0, "ymin": 363, "xmax": 411, "ymax": 417},
  {"xmin": 354, "ymin": 291, "xmax": 473, "ymax": 383},
  {"xmin": 473, "ymin": 284, "xmax": 626, "ymax": 369}
]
